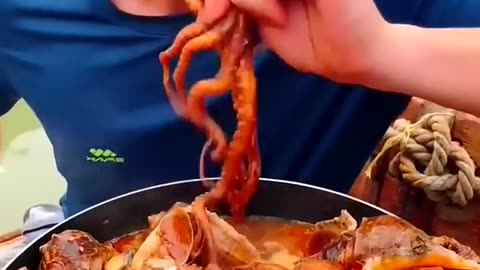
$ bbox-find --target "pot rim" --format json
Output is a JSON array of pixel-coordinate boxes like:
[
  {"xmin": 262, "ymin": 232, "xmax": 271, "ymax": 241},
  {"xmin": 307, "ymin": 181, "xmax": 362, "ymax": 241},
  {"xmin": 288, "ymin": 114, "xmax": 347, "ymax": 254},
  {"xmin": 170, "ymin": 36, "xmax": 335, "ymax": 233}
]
[{"xmin": 6, "ymin": 177, "xmax": 395, "ymax": 268}]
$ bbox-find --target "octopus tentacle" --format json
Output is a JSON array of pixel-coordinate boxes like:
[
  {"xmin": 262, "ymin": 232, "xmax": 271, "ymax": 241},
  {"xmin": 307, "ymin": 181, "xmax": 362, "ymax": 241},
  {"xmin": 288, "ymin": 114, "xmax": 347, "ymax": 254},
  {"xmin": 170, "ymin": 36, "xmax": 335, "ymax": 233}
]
[
  {"xmin": 190, "ymin": 38, "xmax": 255, "ymax": 269},
  {"xmin": 173, "ymin": 32, "xmax": 230, "ymax": 162},
  {"xmin": 159, "ymin": 23, "xmax": 206, "ymax": 117},
  {"xmin": 227, "ymin": 49, "xmax": 259, "ymax": 219},
  {"xmin": 172, "ymin": 31, "xmax": 223, "ymax": 111},
  {"xmin": 160, "ymin": 6, "xmax": 261, "ymax": 269},
  {"xmin": 172, "ymin": 9, "xmax": 238, "ymax": 100},
  {"xmin": 184, "ymin": 15, "xmax": 246, "ymax": 163},
  {"xmin": 187, "ymin": 58, "xmax": 238, "ymax": 163},
  {"xmin": 231, "ymin": 132, "xmax": 260, "ymax": 220},
  {"xmin": 199, "ymin": 140, "xmax": 221, "ymax": 191},
  {"xmin": 187, "ymin": 76, "xmax": 232, "ymax": 157},
  {"xmin": 192, "ymin": 12, "xmax": 258, "ymax": 219},
  {"xmin": 186, "ymin": 46, "xmax": 244, "ymax": 161}
]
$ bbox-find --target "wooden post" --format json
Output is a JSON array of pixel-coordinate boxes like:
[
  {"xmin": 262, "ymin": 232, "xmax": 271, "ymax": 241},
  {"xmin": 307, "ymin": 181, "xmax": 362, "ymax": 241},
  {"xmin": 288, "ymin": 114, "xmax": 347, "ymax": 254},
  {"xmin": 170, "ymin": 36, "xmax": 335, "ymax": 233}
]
[{"xmin": 350, "ymin": 98, "xmax": 480, "ymax": 252}]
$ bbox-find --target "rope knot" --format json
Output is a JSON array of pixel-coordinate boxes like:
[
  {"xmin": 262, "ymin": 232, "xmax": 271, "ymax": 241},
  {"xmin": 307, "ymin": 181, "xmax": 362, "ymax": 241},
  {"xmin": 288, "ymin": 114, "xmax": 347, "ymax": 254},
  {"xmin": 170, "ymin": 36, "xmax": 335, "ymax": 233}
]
[{"xmin": 366, "ymin": 112, "xmax": 480, "ymax": 206}]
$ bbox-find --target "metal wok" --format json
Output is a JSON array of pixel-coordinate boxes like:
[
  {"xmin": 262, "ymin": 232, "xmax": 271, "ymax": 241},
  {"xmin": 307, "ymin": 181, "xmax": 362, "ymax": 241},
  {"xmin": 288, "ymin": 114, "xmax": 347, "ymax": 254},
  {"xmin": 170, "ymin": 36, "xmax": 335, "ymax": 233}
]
[{"xmin": 4, "ymin": 178, "xmax": 391, "ymax": 270}]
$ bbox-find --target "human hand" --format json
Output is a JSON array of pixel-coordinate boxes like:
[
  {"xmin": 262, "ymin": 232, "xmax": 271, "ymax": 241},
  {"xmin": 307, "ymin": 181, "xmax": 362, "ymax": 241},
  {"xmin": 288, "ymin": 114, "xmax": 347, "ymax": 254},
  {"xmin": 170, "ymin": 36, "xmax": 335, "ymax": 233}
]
[{"xmin": 201, "ymin": 0, "xmax": 391, "ymax": 84}]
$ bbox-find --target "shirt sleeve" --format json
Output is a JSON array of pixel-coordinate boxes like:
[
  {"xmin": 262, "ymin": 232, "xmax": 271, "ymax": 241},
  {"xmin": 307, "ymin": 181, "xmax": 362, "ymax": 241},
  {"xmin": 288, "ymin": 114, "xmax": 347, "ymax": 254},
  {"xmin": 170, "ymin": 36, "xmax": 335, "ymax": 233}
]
[
  {"xmin": 375, "ymin": 0, "xmax": 480, "ymax": 27},
  {"xmin": 413, "ymin": 0, "xmax": 480, "ymax": 27},
  {"xmin": 0, "ymin": 3, "xmax": 20, "ymax": 116},
  {"xmin": 0, "ymin": 70, "xmax": 19, "ymax": 116}
]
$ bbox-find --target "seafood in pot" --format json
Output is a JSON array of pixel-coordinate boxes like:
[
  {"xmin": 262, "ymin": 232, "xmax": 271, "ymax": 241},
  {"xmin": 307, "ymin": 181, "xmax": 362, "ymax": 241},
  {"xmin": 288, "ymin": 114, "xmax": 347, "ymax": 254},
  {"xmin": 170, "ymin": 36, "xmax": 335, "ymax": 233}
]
[
  {"xmin": 39, "ymin": 230, "xmax": 114, "ymax": 270},
  {"xmin": 18, "ymin": 1, "xmax": 480, "ymax": 270},
  {"xmin": 30, "ymin": 209, "xmax": 480, "ymax": 270},
  {"xmin": 306, "ymin": 214, "xmax": 480, "ymax": 270},
  {"xmin": 129, "ymin": 203, "xmax": 260, "ymax": 270}
]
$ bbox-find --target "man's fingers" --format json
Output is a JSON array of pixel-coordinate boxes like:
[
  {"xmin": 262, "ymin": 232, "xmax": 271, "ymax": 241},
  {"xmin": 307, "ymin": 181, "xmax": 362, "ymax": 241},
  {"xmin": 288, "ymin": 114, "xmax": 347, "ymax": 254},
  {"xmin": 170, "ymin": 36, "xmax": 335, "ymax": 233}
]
[
  {"xmin": 231, "ymin": 0, "xmax": 287, "ymax": 27},
  {"xmin": 199, "ymin": 0, "xmax": 231, "ymax": 24}
]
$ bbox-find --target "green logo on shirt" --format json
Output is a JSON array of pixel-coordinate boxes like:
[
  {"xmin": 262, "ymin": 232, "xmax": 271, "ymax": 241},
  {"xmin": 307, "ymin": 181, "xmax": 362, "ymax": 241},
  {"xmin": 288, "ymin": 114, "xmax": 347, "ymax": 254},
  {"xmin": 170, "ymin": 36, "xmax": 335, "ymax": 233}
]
[{"xmin": 86, "ymin": 148, "xmax": 124, "ymax": 163}]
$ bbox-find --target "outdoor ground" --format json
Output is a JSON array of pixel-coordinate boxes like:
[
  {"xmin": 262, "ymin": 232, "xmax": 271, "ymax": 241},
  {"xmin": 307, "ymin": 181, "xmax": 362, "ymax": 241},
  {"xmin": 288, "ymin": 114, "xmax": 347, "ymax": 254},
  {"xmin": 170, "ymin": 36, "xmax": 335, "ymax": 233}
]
[{"xmin": 0, "ymin": 100, "xmax": 66, "ymax": 234}]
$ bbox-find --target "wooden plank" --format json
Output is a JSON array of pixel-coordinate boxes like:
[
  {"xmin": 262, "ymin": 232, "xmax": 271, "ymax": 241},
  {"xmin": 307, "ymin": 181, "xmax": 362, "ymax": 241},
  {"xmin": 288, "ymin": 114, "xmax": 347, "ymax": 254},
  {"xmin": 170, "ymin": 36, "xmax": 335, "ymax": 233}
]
[
  {"xmin": 0, "ymin": 228, "xmax": 24, "ymax": 254},
  {"xmin": 398, "ymin": 97, "xmax": 423, "ymax": 121},
  {"xmin": 452, "ymin": 112, "xmax": 480, "ymax": 167},
  {"xmin": 0, "ymin": 229, "xmax": 21, "ymax": 244},
  {"xmin": 350, "ymin": 98, "xmax": 480, "ymax": 253}
]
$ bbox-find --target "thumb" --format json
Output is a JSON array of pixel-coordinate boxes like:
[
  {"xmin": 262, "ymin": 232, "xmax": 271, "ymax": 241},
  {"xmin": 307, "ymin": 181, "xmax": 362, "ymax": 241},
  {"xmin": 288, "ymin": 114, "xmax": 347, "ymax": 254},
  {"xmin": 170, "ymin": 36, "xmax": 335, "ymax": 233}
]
[{"xmin": 199, "ymin": 0, "xmax": 231, "ymax": 24}]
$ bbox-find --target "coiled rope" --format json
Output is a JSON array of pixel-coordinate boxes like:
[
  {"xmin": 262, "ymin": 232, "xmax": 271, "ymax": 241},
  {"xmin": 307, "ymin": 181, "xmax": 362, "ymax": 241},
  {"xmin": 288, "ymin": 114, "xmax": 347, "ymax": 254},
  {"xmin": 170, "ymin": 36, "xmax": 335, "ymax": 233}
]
[{"xmin": 365, "ymin": 113, "xmax": 480, "ymax": 206}]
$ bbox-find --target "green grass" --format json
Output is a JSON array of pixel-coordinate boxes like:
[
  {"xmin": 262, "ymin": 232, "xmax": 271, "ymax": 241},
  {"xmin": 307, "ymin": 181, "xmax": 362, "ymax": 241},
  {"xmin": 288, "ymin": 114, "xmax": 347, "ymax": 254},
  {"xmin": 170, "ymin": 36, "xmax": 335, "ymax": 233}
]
[
  {"xmin": 2, "ymin": 100, "xmax": 41, "ymax": 147},
  {"xmin": 1, "ymin": 100, "xmax": 65, "ymax": 234}
]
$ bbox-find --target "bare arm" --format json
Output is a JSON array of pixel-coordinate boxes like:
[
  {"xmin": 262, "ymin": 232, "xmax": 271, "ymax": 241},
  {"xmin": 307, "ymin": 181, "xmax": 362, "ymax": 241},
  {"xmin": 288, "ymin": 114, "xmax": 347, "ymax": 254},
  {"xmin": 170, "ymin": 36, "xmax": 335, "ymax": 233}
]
[
  {"xmin": 205, "ymin": 0, "xmax": 480, "ymax": 115},
  {"xmin": 363, "ymin": 25, "xmax": 480, "ymax": 116}
]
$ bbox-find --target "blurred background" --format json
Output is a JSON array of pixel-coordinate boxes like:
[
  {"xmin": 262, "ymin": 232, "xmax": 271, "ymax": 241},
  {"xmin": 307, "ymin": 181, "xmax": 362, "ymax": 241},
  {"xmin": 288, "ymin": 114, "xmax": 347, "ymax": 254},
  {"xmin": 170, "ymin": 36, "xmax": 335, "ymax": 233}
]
[{"xmin": 0, "ymin": 100, "xmax": 66, "ymax": 234}]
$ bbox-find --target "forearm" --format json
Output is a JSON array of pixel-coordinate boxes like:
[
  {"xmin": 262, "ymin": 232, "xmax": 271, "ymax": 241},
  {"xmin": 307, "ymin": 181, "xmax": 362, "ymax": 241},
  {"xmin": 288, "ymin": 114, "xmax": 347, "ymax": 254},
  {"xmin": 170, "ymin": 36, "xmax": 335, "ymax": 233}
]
[{"xmin": 363, "ymin": 24, "xmax": 480, "ymax": 116}]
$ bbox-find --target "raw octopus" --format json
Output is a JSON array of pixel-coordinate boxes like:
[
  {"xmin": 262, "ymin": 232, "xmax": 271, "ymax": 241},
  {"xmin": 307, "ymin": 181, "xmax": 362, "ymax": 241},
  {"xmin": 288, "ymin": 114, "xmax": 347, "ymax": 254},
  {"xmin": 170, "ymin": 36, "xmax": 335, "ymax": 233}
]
[{"xmin": 159, "ymin": 0, "xmax": 260, "ymax": 268}]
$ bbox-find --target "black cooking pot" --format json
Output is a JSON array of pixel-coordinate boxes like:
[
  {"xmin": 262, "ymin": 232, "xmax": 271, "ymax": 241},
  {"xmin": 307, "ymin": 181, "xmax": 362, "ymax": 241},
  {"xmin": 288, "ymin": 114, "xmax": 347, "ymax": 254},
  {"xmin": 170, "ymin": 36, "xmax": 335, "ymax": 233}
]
[{"xmin": 4, "ymin": 178, "xmax": 391, "ymax": 270}]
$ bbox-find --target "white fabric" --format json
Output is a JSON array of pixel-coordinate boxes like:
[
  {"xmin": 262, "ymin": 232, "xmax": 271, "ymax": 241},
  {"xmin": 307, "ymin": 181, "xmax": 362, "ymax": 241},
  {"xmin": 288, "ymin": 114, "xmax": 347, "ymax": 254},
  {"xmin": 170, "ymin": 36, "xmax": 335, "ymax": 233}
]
[{"xmin": 22, "ymin": 204, "xmax": 64, "ymax": 241}]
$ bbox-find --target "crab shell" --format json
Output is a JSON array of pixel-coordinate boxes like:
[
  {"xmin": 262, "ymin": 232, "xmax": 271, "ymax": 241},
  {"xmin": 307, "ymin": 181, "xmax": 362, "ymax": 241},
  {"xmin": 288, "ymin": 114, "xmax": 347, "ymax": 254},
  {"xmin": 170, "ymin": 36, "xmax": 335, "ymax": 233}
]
[
  {"xmin": 319, "ymin": 215, "xmax": 480, "ymax": 270},
  {"xmin": 39, "ymin": 230, "xmax": 113, "ymax": 270}
]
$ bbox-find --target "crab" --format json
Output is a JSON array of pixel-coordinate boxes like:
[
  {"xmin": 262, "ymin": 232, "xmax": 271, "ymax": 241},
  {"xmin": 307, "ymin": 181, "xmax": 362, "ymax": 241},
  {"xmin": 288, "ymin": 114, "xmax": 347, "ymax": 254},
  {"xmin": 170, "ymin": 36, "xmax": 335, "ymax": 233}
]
[
  {"xmin": 304, "ymin": 212, "xmax": 480, "ymax": 270},
  {"xmin": 39, "ymin": 230, "xmax": 113, "ymax": 270}
]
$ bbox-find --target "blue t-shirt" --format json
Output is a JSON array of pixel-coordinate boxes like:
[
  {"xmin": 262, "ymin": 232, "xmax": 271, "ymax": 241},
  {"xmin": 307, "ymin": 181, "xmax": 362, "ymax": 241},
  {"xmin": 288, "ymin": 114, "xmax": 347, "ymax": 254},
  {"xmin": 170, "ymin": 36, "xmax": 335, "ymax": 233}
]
[{"xmin": 1, "ymin": 0, "xmax": 479, "ymax": 216}]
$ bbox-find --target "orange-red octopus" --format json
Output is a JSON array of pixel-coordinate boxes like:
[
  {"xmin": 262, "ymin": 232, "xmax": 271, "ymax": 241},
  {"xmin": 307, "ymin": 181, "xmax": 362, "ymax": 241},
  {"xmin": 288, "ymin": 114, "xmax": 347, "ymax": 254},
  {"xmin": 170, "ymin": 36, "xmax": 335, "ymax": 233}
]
[{"xmin": 159, "ymin": 0, "xmax": 260, "ymax": 268}]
